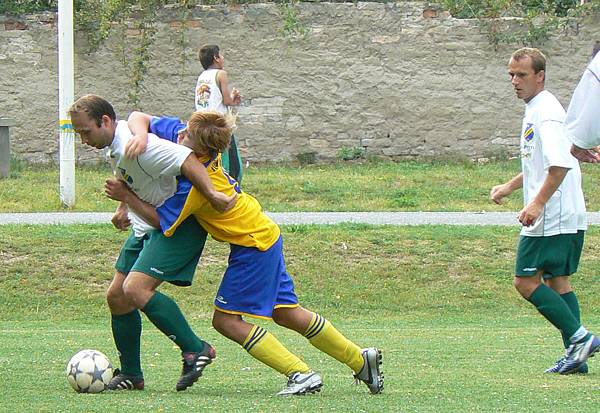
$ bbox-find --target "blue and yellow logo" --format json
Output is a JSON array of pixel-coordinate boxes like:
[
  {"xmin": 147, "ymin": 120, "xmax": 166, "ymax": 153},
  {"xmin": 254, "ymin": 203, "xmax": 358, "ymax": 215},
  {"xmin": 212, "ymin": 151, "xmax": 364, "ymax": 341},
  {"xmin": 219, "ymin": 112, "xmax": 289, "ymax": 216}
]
[
  {"xmin": 524, "ymin": 123, "xmax": 534, "ymax": 142},
  {"xmin": 118, "ymin": 168, "xmax": 134, "ymax": 185}
]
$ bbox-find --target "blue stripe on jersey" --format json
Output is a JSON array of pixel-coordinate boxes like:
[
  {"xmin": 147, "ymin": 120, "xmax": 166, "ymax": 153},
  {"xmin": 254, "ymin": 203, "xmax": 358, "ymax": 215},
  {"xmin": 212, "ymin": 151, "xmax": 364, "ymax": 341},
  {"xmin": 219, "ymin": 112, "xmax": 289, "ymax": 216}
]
[
  {"xmin": 149, "ymin": 116, "xmax": 185, "ymax": 143},
  {"xmin": 244, "ymin": 327, "xmax": 267, "ymax": 352},
  {"xmin": 156, "ymin": 177, "xmax": 193, "ymax": 233},
  {"xmin": 304, "ymin": 314, "xmax": 325, "ymax": 339}
]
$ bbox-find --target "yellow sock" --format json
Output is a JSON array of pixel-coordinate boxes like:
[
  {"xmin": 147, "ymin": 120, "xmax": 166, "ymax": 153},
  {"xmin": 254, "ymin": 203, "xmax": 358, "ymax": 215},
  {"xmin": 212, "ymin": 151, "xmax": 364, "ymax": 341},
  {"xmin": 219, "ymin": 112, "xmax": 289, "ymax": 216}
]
[
  {"xmin": 243, "ymin": 325, "xmax": 310, "ymax": 376},
  {"xmin": 304, "ymin": 312, "xmax": 364, "ymax": 373}
]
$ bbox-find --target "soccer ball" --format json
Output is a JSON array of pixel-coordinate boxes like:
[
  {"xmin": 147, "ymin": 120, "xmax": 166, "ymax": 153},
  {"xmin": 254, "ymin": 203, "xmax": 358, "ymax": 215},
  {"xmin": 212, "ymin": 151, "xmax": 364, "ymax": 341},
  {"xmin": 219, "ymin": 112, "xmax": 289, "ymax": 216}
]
[{"xmin": 66, "ymin": 349, "xmax": 113, "ymax": 393}]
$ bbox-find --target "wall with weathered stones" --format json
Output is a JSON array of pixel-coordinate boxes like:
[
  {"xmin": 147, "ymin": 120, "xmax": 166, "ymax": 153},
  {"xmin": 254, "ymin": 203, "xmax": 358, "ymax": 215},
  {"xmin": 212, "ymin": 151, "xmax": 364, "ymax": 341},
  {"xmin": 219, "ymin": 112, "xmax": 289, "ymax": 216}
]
[{"xmin": 1, "ymin": 2, "xmax": 599, "ymax": 164}]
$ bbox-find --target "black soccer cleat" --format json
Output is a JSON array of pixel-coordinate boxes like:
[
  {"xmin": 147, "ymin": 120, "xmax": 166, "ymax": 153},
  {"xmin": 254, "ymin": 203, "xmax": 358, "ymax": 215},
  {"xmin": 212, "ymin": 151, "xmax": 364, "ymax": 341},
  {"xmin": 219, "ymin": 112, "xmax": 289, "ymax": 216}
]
[
  {"xmin": 106, "ymin": 368, "xmax": 145, "ymax": 390},
  {"xmin": 176, "ymin": 344, "xmax": 217, "ymax": 391}
]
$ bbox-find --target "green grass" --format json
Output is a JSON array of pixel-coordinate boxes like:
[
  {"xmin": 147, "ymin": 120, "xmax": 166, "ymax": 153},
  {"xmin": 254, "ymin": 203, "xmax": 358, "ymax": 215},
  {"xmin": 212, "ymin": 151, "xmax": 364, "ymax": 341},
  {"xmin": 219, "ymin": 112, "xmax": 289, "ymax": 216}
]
[
  {"xmin": 10, "ymin": 159, "xmax": 600, "ymax": 212},
  {"xmin": 1, "ymin": 224, "xmax": 599, "ymax": 412}
]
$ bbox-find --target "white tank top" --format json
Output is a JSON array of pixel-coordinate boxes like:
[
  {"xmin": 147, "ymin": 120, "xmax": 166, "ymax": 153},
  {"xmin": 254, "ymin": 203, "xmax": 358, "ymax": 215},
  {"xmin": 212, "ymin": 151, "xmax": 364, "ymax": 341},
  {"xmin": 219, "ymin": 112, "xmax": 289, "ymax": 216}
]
[{"xmin": 195, "ymin": 68, "xmax": 228, "ymax": 114}]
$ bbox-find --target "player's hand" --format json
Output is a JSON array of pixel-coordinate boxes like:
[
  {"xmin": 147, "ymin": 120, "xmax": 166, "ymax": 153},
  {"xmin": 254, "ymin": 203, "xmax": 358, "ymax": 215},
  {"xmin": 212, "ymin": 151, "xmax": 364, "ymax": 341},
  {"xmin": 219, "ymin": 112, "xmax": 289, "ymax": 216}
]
[
  {"xmin": 208, "ymin": 191, "xmax": 239, "ymax": 213},
  {"xmin": 111, "ymin": 203, "xmax": 130, "ymax": 231},
  {"xmin": 105, "ymin": 179, "xmax": 132, "ymax": 203},
  {"xmin": 125, "ymin": 135, "xmax": 148, "ymax": 159},
  {"xmin": 231, "ymin": 88, "xmax": 242, "ymax": 105},
  {"xmin": 570, "ymin": 144, "xmax": 600, "ymax": 163},
  {"xmin": 490, "ymin": 184, "xmax": 511, "ymax": 205},
  {"xmin": 518, "ymin": 200, "xmax": 543, "ymax": 227}
]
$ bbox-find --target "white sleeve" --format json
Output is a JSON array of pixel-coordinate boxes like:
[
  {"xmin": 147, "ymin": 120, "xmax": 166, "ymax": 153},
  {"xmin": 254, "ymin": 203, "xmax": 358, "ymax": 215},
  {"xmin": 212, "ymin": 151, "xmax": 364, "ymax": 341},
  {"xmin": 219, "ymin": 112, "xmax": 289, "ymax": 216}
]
[
  {"xmin": 137, "ymin": 134, "xmax": 192, "ymax": 178},
  {"xmin": 539, "ymin": 120, "xmax": 578, "ymax": 171},
  {"xmin": 566, "ymin": 56, "xmax": 600, "ymax": 149},
  {"xmin": 195, "ymin": 75, "xmax": 202, "ymax": 110}
]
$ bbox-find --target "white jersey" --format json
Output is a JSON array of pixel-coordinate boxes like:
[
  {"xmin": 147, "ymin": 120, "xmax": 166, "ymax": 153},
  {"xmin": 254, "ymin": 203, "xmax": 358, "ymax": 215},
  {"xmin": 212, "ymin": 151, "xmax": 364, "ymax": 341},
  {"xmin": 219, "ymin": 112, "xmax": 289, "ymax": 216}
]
[
  {"xmin": 107, "ymin": 120, "xmax": 193, "ymax": 237},
  {"xmin": 195, "ymin": 68, "xmax": 228, "ymax": 114},
  {"xmin": 565, "ymin": 53, "xmax": 600, "ymax": 149},
  {"xmin": 520, "ymin": 90, "xmax": 587, "ymax": 237}
]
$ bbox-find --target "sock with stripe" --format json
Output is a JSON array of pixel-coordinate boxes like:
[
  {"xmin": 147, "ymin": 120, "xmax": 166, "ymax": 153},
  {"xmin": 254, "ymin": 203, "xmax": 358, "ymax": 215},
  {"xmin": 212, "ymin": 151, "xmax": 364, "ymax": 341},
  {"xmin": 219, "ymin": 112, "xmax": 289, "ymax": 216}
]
[
  {"xmin": 560, "ymin": 291, "xmax": 581, "ymax": 348},
  {"xmin": 243, "ymin": 325, "xmax": 310, "ymax": 376},
  {"xmin": 111, "ymin": 310, "xmax": 143, "ymax": 377},
  {"xmin": 528, "ymin": 284, "xmax": 581, "ymax": 342},
  {"xmin": 141, "ymin": 291, "xmax": 206, "ymax": 353},
  {"xmin": 304, "ymin": 312, "xmax": 364, "ymax": 373}
]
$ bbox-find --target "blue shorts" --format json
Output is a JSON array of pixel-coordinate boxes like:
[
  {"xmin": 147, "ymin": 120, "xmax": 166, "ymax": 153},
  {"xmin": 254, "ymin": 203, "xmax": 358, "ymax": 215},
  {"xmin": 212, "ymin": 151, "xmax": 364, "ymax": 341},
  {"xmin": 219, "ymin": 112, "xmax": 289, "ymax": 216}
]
[{"xmin": 214, "ymin": 236, "xmax": 299, "ymax": 319}]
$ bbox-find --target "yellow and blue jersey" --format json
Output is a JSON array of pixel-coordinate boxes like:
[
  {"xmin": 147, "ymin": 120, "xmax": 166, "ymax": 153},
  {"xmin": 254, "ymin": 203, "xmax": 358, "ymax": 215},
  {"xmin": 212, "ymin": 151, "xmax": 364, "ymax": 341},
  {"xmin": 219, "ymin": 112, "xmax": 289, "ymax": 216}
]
[{"xmin": 151, "ymin": 117, "xmax": 280, "ymax": 250}]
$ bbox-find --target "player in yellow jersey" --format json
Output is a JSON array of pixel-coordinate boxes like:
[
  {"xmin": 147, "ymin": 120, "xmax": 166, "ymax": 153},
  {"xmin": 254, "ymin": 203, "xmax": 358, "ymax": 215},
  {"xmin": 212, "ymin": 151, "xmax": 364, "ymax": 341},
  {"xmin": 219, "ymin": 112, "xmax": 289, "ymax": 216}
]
[{"xmin": 105, "ymin": 110, "xmax": 384, "ymax": 396}]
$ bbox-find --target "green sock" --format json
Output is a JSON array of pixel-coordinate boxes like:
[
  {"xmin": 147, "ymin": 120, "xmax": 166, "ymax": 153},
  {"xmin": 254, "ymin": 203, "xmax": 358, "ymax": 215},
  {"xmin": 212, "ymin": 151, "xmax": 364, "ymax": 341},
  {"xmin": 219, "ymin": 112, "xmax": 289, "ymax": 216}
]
[
  {"xmin": 560, "ymin": 291, "xmax": 581, "ymax": 348},
  {"xmin": 141, "ymin": 291, "xmax": 205, "ymax": 353},
  {"xmin": 111, "ymin": 310, "xmax": 143, "ymax": 377},
  {"xmin": 528, "ymin": 284, "xmax": 580, "ymax": 340}
]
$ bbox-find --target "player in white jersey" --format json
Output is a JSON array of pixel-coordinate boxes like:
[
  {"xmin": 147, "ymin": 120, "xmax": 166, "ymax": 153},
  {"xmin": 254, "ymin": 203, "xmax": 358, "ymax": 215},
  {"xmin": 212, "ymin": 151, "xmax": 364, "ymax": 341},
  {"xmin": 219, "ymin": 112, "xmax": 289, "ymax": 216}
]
[
  {"xmin": 566, "ymin": 52, "xmax": 600, "ymax": 163},
  {"xmin": 490, "ymin": 48, "xmax": 598, "ymax": 374},
  {"xmin": 195, "ymin": 44, "xmax": 243, "ymax": 183},
  {"xmin": 68, "ymin": 94, "xmax": 237, "ymax": 391}
]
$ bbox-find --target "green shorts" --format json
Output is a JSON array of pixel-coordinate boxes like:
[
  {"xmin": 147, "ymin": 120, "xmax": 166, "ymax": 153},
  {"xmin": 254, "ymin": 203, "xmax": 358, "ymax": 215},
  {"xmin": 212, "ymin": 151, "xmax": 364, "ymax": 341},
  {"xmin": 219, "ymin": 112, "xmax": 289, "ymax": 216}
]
[
  {"xmin": 115, "ymin": 216, "xmax": 208, "ymax": 286},
  {"xmin": 515, "ymin": 231, "xmax": 585, "ymax": 279},
  {"xmin": 222, "ymin": 133, "xmax": 243, "ymax": 185}
]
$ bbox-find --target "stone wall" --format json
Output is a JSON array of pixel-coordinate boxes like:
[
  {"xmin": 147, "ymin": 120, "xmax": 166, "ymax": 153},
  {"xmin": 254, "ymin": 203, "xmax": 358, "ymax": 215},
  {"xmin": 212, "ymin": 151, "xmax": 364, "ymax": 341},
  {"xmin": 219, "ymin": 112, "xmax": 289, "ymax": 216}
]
[{"xmin": 1, "ymin": 2, "xmax": 599, "ymax": 164}]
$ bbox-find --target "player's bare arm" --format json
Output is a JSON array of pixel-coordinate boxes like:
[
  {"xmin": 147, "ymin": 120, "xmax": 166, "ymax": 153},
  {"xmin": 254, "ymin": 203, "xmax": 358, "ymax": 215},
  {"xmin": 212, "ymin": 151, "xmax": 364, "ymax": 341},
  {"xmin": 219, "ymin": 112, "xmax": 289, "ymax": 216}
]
[
  {"xmin": 180, "ymin": 154, "xmax": 239, "ymax": 212},
  {"xmin": 518, "ymin": 166, "xmax": 569, "ymax": 227},
  {"xmin": 217, "ymin": 70, "xmax": 241, "ymax": 106},
  {"xmin": 570, "ymin": 143, "xmax": 600, "ymax": 163},
  {"xmin": 111, "ymin": 201, "xmax": 131, "ymax": 231},
  {"xmin": 125, "ymin": 111, "xmax": 152, "ymax": 158},
  {"xmin": 105, "ymin": 178, "xmax": 161, "ymax": 228},
  {"xmin": 490, "ymin": 173, "xmax": 523, "ymax": 205}
]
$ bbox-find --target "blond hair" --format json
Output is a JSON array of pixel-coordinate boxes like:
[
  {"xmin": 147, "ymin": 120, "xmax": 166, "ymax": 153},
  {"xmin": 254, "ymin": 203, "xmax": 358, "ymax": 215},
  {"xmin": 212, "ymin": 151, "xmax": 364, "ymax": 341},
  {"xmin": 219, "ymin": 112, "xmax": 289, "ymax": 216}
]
[
  {"xmin": 187, "ymin": 111, "xmax": 235, "ymax": 156},
  {"xmin": 511, "ymin": 47, "xmax": 546, "ymax": 74}
]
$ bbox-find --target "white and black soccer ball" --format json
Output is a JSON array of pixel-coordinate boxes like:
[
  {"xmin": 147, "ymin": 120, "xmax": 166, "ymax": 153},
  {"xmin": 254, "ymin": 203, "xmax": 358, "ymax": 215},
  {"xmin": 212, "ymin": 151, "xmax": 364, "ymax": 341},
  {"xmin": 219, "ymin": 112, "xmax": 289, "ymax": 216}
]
[{"xmin": 66, "ymin": 349, "xmax": 113, "ymax": 393}]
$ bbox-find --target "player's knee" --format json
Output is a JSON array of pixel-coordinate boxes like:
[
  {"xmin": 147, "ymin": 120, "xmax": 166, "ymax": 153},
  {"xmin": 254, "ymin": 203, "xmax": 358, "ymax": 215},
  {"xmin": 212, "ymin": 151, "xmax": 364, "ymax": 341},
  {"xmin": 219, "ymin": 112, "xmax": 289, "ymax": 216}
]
[
  {"xmin": 106, "ymin": 284, "xmax": 123, "ymax": 308},
  {"xmin": 212, "ymin": 312, "xmax": 228, "ymax": 335},
  {"xmin": 122, "ymin": 281, "xmax": 146, "ymax": 309},
  {"xmin": 514, "ymin": 276, "xmax": 537, "ymax": 298},
  {"xmin": 272, "ymin": 310, "xmax": 290, "ymax": 327}
]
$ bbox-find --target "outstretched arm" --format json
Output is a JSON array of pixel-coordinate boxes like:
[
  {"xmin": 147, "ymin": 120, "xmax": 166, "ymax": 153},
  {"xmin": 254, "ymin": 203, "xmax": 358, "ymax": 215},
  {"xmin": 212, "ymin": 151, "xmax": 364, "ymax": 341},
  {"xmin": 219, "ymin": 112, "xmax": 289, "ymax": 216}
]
[
  {"xmin": 125, "ymin": 111, "xmax": 154, "ymax": 158},
  {"xmin": 126, "ymin": 111, "xmax": 238, "ymax": 212}
]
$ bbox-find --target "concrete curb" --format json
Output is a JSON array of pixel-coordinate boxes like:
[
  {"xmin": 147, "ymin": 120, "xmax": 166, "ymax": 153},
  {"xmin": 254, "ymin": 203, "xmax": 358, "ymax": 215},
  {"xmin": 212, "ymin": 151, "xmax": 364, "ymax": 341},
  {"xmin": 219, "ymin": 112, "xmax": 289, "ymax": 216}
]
[{"xmin": 2, "ymin": 211, "xmax": 600, "ymax": 226}]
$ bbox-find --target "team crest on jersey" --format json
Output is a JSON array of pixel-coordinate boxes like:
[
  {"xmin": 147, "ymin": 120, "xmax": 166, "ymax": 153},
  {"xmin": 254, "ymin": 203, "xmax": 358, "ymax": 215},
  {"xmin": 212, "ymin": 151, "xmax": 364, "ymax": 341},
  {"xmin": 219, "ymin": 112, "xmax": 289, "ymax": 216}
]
[
  {"xmin": 523, "ymin": 123, "xmax": 535, "ymax": 142},
  {"xmin": 118, "ymin": 167, "xmax": 133, "ymax": 185}
]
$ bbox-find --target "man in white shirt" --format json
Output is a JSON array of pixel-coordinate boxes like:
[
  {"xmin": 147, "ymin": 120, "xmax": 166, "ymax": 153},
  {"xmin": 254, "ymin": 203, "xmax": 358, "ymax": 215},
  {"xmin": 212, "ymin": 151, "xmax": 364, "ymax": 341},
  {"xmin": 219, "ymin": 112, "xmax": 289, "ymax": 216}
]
[
  {"xmin": 566, "ymin": 52, "xmax": 600, "ymax": 162},
  {"xmin": 69, "ymin": 94, "xmax": 236, "ymax": 392},
  {"xmin": 490, "ymin": 48, "xmax": 598, "ymax": 374}
]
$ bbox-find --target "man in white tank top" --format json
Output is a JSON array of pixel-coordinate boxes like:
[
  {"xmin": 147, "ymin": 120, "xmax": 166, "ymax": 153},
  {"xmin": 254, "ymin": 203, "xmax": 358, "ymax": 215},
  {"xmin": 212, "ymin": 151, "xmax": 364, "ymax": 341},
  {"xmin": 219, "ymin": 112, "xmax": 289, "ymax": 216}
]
[{"xmin": 196, "ymin": 44, "xmax": 243, "ymax": 183}]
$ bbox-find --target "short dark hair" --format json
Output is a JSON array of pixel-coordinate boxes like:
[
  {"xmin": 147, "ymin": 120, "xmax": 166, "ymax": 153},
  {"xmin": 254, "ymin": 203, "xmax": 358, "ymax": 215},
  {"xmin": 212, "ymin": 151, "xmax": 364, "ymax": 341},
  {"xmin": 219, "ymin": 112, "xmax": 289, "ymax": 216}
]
[
  {"xmin": 593, "ymin": 41, "xmax": 600, "ymax": 58},
  {"xmin": 68, "ymin": 94, "xmax": 116, "ymax": 127},
  {"xmin": 199, "ymin": 44, "xmax": 220, "ymax": 70}
]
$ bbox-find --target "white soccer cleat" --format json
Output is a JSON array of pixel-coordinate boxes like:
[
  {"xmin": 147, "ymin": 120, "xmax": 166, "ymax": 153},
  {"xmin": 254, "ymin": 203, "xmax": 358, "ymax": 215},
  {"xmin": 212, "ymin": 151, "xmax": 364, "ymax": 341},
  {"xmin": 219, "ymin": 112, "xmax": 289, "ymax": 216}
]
[
  {"xmin": 354, "ymin": 347, "xmax": 384, "ymax": 394},
  {"xmin": 276, "ymin": 371, "xmax": 323, "ymax": 396}
]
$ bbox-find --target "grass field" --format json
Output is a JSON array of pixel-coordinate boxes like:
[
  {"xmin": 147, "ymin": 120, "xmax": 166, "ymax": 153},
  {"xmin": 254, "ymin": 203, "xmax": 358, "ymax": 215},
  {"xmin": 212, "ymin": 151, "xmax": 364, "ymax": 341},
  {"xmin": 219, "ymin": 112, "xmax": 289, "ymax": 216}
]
[
  {"xmin": 10, "ymin": 158, "xmax": 600, "ymax": 212},
  {"xmin": 1, "ymin": 224, "xmax": 599, "ymax": 412}
]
